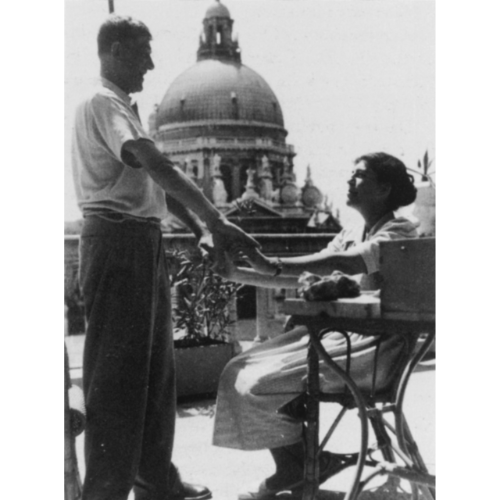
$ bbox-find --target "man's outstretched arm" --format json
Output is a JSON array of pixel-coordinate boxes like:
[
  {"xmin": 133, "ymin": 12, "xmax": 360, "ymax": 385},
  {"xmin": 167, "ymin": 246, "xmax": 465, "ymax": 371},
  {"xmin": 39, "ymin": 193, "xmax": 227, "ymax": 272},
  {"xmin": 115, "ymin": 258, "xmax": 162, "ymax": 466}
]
[
  {"xmin": 165, "ymin": 193, "xmax": 214, "ymax": 254},
  {"xmin": 122, "ymin": 139, "xmax": 259, "ymax": 253},
  {"xmin": 165, "ymin": 193, "xmax": 207, "ymax": 239}
]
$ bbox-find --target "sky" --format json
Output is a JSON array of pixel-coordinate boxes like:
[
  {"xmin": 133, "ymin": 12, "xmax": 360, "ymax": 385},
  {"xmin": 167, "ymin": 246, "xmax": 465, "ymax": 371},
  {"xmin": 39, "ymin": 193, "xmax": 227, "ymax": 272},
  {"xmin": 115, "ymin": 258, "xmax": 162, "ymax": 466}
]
[{"xmin": 65, "ymin": 0, "xmax": 435, "ymax": 226}]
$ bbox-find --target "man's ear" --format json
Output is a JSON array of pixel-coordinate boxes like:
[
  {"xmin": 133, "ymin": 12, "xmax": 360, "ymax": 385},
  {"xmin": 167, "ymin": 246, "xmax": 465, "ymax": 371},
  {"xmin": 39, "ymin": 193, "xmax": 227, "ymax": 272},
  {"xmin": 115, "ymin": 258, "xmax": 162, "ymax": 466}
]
[{"xmin": 110, "ymin": 41, "xmax": 122, "ymax": 58}]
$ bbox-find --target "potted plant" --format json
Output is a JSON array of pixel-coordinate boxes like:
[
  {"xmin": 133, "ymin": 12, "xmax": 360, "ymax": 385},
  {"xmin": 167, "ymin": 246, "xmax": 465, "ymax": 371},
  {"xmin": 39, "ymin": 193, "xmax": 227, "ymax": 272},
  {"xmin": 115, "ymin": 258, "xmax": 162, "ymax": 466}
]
[
  {"xmin": 168, "ymin": 247, "xmax": 242, "ymax": 398},
  {"xmin": 407, "ymin": 151, "xmax": 436, "ymax": 237}
]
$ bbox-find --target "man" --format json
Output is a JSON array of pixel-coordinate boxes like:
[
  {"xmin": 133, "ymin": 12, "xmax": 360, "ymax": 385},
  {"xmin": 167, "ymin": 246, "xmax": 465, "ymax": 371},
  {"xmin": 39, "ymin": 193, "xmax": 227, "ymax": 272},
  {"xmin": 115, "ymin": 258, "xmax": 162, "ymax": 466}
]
[{"xmin": 71, "ymin": 15, "xmax": 258, "ymax": 500}]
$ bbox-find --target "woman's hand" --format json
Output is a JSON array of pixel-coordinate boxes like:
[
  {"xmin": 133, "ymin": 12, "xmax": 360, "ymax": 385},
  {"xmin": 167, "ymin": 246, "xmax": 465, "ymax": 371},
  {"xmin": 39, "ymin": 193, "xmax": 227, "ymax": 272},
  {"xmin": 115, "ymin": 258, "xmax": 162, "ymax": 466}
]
[
  {"xmin": 241, "ymin": 248, "xmax": 279, "ymax": 276},
  {"xmin": 212, "ymin": 249, "xmax": 237, "ymax": 280}
]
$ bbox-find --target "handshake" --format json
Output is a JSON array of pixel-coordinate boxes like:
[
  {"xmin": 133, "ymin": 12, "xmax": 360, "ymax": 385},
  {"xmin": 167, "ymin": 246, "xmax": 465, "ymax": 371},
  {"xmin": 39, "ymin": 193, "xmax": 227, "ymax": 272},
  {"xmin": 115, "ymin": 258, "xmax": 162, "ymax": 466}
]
[
  {"xmin": 197, "ymin": 223, "xmax": 280, "ymax": 281},
  {"xmin": 205, "ymin": 241, "xmax": 273, "ymax": 280}
]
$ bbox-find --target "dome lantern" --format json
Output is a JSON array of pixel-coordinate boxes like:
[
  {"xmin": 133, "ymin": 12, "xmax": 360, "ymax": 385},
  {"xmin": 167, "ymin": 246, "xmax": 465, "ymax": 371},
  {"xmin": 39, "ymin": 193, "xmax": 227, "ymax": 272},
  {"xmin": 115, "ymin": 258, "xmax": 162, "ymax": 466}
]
[
  {"xmin": 205, "ymin": 0, "xmax": 231, "ymax": 20},
  {"xmin": 198, "ymin": 0, "xmax": 240, "ymax": 62}
]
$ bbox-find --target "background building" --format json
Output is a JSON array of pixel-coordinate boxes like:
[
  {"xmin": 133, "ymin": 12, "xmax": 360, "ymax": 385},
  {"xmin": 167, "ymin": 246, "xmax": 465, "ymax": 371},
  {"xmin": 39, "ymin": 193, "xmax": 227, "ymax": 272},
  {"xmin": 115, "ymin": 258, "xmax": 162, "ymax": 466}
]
[{"xmin": 149, "ymin": 0, "xmax": 340, "ymax": 237}]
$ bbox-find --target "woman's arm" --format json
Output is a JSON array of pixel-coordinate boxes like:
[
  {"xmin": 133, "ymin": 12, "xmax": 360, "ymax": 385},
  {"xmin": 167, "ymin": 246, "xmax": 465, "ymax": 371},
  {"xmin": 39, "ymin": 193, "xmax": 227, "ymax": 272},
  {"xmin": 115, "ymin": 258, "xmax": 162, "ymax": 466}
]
[
  {"xmin": 213, "ymin": 250, "xmax": 300, "ymax": 289},
  {"xmin": 244, "ymin": 248, "xmax": 367, "ymax": 277},
  {"xmin": 227, "ymin": 267, "xmax": 300, "ymax": 289}
]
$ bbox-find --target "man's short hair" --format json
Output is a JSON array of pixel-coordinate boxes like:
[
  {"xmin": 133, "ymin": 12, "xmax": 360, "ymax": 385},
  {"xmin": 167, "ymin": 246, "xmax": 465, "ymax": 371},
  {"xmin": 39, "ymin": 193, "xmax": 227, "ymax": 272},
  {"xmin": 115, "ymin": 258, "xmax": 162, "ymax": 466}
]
[{"xmin": 97, "ymin": 15, "xmax": 152, "ymax": 56}]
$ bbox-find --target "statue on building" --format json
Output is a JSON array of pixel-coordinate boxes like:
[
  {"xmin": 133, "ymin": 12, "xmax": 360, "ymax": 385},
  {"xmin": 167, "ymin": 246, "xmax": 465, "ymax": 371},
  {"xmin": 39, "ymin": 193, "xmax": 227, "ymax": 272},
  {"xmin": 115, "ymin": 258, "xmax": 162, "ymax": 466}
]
[
  {"xmin": 280, "ymin": 157, "xmax": 299, "ymax": 205},
  {"xmin": 211, "ymin": 154, "xmax": 222, "ymax": 176},
  {"xmin": 322, "ymin": 195, "xmax": 333, "ymax": 213},
  {"xmin": 211, "ymin": 154, "xmax": 228, "ymax": 206},
  {"xmin": 240, "ymin": 168, "xmax": 260, "ymax": 201}
]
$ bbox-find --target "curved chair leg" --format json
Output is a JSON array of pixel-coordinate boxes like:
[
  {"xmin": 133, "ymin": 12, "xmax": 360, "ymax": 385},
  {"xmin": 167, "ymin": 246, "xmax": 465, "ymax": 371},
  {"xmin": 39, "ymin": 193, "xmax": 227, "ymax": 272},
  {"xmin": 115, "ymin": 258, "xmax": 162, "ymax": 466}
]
[
  {"xmin": 392, "ymin": 333, "xmax": 436, "ymax": 500},
  {"xmin": 303, "ymin": 329, "xmax": 370, "ymax": 500}
]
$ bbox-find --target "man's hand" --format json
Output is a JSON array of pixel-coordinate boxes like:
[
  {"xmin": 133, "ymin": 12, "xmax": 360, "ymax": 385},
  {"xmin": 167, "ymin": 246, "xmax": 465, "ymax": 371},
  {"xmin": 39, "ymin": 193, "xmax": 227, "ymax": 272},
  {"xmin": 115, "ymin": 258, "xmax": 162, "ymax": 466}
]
[
  {"xmin": 211, "ymin": 249, "xmax": 236, "ymax": 280},
  {"xmin": 197, "ymin": 232, "xmax": 215, "ymax": 258},
  {"xmin": 211, "ymin": 219, "xmax": 260, "ymax": 258}
]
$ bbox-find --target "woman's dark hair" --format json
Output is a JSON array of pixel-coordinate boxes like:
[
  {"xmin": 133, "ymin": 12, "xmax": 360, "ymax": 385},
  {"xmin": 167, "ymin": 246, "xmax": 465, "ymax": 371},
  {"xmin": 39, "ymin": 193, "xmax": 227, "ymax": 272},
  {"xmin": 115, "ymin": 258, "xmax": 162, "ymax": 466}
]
[
  {"xmin": 355, "ymin": 152, "xmax": 417, "ymax": 210},
  {"xmin": 97, "ymin": 15, "xmax": 152, "ymax": 56}
]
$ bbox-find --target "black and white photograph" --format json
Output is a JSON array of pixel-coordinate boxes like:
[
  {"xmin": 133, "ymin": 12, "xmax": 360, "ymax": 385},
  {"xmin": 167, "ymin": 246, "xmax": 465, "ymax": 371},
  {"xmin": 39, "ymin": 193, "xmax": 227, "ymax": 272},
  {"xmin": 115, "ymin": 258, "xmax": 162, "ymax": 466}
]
[
  {"xmin": 0, "ymin": 0, "xmax": 494, "ymax": 497},
  {"xmin": 62, "ymin": 1, "xmax": 438, "ymax": 499},
  {"xmin": 0, "ymin": 0, "xmax": 463, "ymax": 498}
]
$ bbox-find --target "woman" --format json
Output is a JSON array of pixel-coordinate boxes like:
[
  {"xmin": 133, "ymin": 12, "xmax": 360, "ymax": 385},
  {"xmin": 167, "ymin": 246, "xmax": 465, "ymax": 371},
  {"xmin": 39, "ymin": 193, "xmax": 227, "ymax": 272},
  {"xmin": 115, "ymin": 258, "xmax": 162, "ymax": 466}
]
[{"xmin": 212, "ymin": 152, "xmax": 419, "ymax": 499}]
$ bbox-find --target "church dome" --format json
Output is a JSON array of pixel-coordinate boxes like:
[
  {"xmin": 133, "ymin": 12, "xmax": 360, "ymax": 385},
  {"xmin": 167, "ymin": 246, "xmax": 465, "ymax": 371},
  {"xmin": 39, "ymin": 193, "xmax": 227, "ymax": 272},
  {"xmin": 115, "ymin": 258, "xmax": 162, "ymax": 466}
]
[
  {"xmin": 205, "ymin": 0, "xmax": 230, "ymax": 19},
  {"xmin": 156, "ymin": 59, "xmax": 285, "ymax": 128}
]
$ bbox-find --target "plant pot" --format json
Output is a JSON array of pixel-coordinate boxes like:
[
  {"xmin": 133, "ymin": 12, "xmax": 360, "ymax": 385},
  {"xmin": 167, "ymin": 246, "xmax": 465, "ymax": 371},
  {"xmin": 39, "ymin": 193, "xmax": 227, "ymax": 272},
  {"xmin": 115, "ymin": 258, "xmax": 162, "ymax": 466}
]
[
  {"xmin": 174, "ymin": 341, "xmax": 234, "ymax": 398},
  {"xmin": 413, "ymin": 182, "xmax": 436, "ymax": 237}
]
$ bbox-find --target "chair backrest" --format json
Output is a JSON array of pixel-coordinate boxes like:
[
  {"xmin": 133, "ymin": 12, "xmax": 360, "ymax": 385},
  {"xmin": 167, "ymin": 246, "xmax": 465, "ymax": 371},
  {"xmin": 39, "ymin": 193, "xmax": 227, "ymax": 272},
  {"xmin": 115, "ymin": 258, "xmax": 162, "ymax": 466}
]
[{"xmin": 379, "ymin": 238, "xmax": 435, "ymax": 321}]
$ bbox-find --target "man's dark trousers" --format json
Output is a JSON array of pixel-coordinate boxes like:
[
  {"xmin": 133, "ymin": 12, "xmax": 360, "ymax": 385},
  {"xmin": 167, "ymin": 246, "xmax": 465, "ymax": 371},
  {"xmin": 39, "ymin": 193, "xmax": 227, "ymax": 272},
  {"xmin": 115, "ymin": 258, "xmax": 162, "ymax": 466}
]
[{"xmin": 79, "ymin": 215, "xmax": 176, "ymax": 500}]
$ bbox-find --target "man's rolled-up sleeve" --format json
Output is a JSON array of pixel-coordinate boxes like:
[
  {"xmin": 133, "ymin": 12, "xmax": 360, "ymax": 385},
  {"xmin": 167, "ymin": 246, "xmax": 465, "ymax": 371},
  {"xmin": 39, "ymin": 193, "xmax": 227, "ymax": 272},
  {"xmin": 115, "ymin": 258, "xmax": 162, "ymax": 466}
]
[{"xmin": 90, "ymin": 94, "xmax": 153, "ymax": 165}]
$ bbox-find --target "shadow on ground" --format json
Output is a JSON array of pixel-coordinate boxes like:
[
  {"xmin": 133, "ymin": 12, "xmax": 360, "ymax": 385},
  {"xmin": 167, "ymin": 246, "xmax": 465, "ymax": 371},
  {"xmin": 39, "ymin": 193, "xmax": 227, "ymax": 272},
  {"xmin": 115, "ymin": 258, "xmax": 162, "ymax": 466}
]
[{"xmin": 277, "ymin": 483, "xmax": 416, "ymax": 499}]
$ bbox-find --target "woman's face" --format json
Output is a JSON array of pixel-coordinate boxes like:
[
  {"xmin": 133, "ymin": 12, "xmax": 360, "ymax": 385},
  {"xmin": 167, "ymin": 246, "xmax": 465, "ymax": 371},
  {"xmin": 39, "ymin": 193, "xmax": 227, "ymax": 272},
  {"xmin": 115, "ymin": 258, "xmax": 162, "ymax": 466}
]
[{"xmin": 346, "ymin": 161, "xmax": 389, "ymax": 210}]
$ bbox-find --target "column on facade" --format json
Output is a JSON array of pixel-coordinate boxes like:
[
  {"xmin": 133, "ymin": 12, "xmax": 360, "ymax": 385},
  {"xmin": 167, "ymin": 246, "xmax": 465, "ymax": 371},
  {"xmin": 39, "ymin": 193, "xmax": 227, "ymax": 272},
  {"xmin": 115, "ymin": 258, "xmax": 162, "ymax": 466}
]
[
  {"xmin": 227, "ymin": 295, "xmax": 242, "ymax": 354},
  {"xmin": 185, "ymin": 157, "xmax": 197, "ymax": 184},
  {"xmin": 231, "ymin": 160, "xmax": 242, "ymax": 201},
  {"xmin": 253, "ymin": 287, "xmax": 279, "ymax": 343},
  {"xmin": 202, "ymin": 152, "xmax": 213, "ymax": 199}
]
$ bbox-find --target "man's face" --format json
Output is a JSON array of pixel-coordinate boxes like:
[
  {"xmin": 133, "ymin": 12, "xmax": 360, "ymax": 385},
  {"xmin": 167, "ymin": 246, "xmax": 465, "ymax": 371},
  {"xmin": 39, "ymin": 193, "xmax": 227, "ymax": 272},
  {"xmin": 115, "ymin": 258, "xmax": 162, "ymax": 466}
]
[
  {"xmin": 118, "ymin": 36, "xmax": 154, "ymax": 93},
  {"xmin": 346, "ymin": 161, "xmax": 388, "ymax": 209}
]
